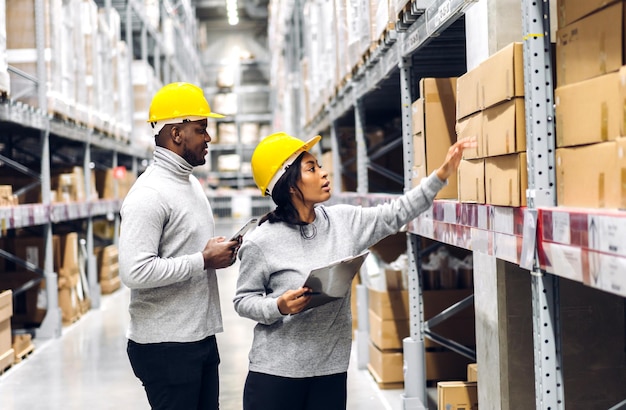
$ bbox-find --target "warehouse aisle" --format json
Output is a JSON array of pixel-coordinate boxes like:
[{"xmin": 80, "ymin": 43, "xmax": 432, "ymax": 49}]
[{"xmin": 0, "ymin": 219, "xmax": 404, "ymax": 410}]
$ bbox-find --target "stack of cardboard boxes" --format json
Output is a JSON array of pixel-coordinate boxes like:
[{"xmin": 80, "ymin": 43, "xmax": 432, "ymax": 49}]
[
  {"xmin": 455, "ymin": 42, "xmax": 528, "ymax": 206},
  {"xmin": 365, "ymin": 235, "xmax": 475, "ymax": 388},
  {"xmin": 554, "ymin": 0, "xmax": 626, "ymax": 209}
]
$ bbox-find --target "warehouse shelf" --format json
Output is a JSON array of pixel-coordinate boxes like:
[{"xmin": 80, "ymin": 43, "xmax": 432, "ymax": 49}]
[
  {"xmin": 0, "ymin": 0, "xmax": 204, "ymax": 340},
  {"xmin": 275, "ymin": 0, "xmax": 625, "ymax": 408}
]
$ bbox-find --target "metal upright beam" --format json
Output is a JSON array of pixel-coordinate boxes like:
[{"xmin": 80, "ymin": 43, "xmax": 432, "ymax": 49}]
[
  {"xmin": 329, "ymin": 121, "xmax": 342, "ymax": 194},
  {"xmin": 521, "ymin": 1, "xmax": 563, "ymax": 409},
  {"xmin": 354, "ymin": 100, "xmax": 368, "ymax": 194},
  {"xmin": 399, "ymin": 55, "xmax": 428, "ymax": 410},
  {"xmin": 34, "ymin": 0, "xmax": 61, "ymax": 339}
]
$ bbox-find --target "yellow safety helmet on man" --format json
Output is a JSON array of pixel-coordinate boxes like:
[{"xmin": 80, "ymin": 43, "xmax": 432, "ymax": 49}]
[
  {"xmin": 251, "ymin": 132, "xmax": 321, "ymax": 196},
  {"xmin": 148, "ymin": 82, "xmax": 224, "ymax": 134}
]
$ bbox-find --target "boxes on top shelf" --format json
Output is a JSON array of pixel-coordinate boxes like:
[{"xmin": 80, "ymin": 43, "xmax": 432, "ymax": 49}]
[
  {"xmin": 556, "ymin": 138, "xmax": 626, "ymax": 209},
  {"xmin": 555, "ymin": 69, "xmax": 624, "ymax": 147},
  {"xmin": 411, "ymin": 78, "xmax": 458, "ymax": 199},
  {"xmin": 0, "ymin": 0, "xmax": 9, "ymax": 96},
  {"xmin": 556, "ymin": 1, "xmax": 625, "ymax": 87},
  {"xmin": 456, "ymin": 42, "xmax": 524, "ymax": 119},
  {"xmin": 556, "ymin": 0, "xmax": 621, "ymax": 29}
]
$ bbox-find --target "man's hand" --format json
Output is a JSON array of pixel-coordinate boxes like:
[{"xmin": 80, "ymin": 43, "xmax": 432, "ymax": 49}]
[{"xmin": 202, "ymin": 237, "xmax": 240, "ymax": 269}]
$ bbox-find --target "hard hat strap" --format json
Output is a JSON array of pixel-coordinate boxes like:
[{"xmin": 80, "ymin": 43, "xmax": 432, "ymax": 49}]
[{"xmin": 266, "ymin": 150, "xmax": 302, "ymax": 196}]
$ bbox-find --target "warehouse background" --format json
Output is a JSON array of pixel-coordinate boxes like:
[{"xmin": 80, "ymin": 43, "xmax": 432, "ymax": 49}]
[{"xmin": 0, "ymin": 0, "xmax": 625, "ymax": 409}]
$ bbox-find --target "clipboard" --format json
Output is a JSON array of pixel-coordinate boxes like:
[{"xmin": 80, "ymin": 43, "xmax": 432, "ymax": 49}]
[{"xmin": 301, "ymin": 251, "xmax": 369, "ymax": 310}]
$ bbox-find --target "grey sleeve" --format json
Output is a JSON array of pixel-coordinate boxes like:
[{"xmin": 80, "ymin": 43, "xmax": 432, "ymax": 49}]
[{"xmin": 233, "ymin": 241, "xmax": 284, "ymax": 325}]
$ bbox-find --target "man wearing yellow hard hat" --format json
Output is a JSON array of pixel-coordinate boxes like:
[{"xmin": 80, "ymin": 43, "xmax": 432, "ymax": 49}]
[
  {"xmin": 233, "ymin": 132, "xmax": 476, "ymax": 410},
  {"xmin": 119, "ymin": 82, "xmax": 239, "ymax": 410}
]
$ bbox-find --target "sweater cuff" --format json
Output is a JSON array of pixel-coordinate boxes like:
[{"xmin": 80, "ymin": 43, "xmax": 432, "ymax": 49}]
[
  {"xmin": 191, "ymin": 252, "xmax": 205, "ymax": 274},
  {"xmin": 423, "ymin": 171, "xmax": 447, "ymax": 198}
]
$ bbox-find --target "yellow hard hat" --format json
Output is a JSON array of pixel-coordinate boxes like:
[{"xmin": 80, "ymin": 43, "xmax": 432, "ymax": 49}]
[
  {"xmin": 147, "ymin": 82, "xmax": 224, "ymax": 128},
  {"xmin": 252, "ymin": 132, "xmax": 321, "ymax": 196}
]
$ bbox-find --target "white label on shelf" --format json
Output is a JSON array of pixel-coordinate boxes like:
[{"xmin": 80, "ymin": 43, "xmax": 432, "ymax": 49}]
[
  {"xmin": 492, "ymin": 206, "xmax": 514, "ymax": 235},
  {"xmin": 442, "ymin": 202, "xmax": 456, "ymax": 223},
  {"xmin": 417, "ymin": 215, "xmax": 434, "ymax": 238},
  {"xmin": 494, "ymin": 233, "xmax": 518, "ymax": 264},
  {"xmin": 477, "ymin": 205, "xmax": 488, "ymax": 230},
  {"xmin": 551, "ymin": 211, "xmax": 571, "ymax": 244},
  {"xmin": 590, "ymin": 252, "xmax": 626, "ymax": 297},
  {"xmin": 470, "ymin": 228, "xmax": 490, "ymax": 254},
  {"xmin": 548, "ymin": 243, "xmax": 582, "ymax": 282},
  {"xmin": 597, "ymin": 216, "xmax": 626, "ymax": 256}
]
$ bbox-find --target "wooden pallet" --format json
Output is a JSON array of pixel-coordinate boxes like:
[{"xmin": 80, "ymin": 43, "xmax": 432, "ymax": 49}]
[
  {"xmin": 14, "ymin": 343, "xmax": 34, "ymax": 364},
  {"xmin": 0, "ymin": 349, "xmax": 15, "ymax": 375},
  {"xmin": 367, "ymin": 363, "xmax": 404, "ymax": 390}
]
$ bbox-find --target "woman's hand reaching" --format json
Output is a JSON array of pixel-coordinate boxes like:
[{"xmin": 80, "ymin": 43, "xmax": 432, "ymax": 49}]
[{"xmin": 435, "ymin": 136, "xmax": 478, "ymax": 181}]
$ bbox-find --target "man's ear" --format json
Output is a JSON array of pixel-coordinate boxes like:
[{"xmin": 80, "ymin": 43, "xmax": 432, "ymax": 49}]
[{"xmin": 170, "ymin": 125, "xmax": 182, "ymax": 144}]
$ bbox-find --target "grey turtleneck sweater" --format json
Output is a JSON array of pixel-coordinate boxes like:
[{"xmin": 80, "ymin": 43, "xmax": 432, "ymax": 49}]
[
  {"xmin": 233, "ymin": 171, "xmax": 445, "ymax": 378},
  {"xmin": 119, "ymin": 146, "xmax": 222, "ymax": 344}
]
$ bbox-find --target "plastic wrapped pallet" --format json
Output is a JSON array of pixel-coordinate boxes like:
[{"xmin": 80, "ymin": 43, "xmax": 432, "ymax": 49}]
[
  {"xmin": 6, "ymin": 0, "xmax": 71, "ymax": 116},
  {"xmin": 81, "ymin": 0, "xmax": 100, "ymax": 129},
  {"xmin": 132, "ymin": 59, "xmax": 161, "ymax": 150},
  {"xmin": 0, "ymin": 0, "xmax": 9, "ymax": 96}
]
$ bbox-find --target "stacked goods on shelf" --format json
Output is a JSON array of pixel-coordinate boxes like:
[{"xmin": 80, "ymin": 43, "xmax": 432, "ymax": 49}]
[
  {"xmin": 0, "ymin": 185, "xmax": 17, "ymax": 206},
  {"xmin": 94, "ymin": 167, "xmax": 136, "ymax": 200},
  {"xmin": 365, "ymin": 235, "xmax": 475, "ymax": 386},
  {"xmin": 57, "ymin": 232, "xmax": 90, "ymax": 325},
  {"xmin": 554, "ymin": 0, "xmax": 626, "ymax": 208},
  {"xmin": 95, "ymin": 244, "xmax": 119, "ymax": 294},
  {"xmin": 456, "ymin": 42, "xmax": 527, "ymax": 206},
  {"xmin": 281, "ymin": 0, "xmax": 396, "ymax": 126},
  {"xmin": 132, "ymin": 59, "xmax": 162, "ymax": 151},
  {"xmin": 411, "ymin": 77, "xmax": 459, "ymax": 199},
  {"xmin": 437, "ymin": 380, "xmax": 478, "ymax": 410},
  {"xmin": 0, "ymin": 290, "xmax": 14, "ymax": 373},
  {"xmin": 4, "ymin": 0, "xmax": 132, "ymax": 141},
  {"xmin": 0, "ymin": 0, "xmax": 8, "ymax": 95}
]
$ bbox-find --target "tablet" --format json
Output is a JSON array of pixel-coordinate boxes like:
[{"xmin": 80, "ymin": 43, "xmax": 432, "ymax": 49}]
[
  {"xmin": 229, "ymin": 218, "xmax": 258, "ymax": 241},
  {"xmin": 301, "ymin": 251, "xmax": 369, "ymax": 310}
]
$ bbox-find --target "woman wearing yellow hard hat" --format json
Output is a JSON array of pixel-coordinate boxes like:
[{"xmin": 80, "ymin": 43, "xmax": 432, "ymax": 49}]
[
  {"xmin": 233, "ymin": 132, "xmax": 476, "ymax": 410},
  {"xmin": 119, "ymin": 82, "xmax": 236, "ymax": 410}
]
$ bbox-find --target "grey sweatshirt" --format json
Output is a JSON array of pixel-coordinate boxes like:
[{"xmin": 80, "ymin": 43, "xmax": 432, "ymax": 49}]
[
  {"xmin": 119, "ymin": 147, "xmax": 222, "ymax": 344},
  {"xmin": 233, "ymin": 172, "xmax": 445, "ymax": 378}
]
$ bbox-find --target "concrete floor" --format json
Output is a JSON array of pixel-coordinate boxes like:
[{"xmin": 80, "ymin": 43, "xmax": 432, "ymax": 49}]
[{"xmin": 0, "ymin": 219, "xmax": 413, "ymax": 410}]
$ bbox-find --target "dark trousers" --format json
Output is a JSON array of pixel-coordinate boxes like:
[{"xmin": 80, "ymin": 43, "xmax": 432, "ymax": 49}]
[
  {"xmin": 127, "ymin": 335, "xmax": 220, "ymax": 410},
  {"xmin": 243, "ymin": 370, "xmax": 347, "ymax": 410}
]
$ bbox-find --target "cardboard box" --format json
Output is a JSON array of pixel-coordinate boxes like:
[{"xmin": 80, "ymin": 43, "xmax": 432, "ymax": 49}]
[
  {"xmin": 556, "ymin": 2, "xmax": 625, "ymax": 87},
  {"xmin": 557, "ymin": 0, "xmax": 621, "ymax": 28},
  {"xmin": 368, "ymin": 288, "xmax": 410, "ymax": 320},
  {"xmin": 0, "ymin": 271, "xmax": 44, "ymax": 326},
  {"xmin": 437, "ymin": 381, "xmax": 478, "ymax": 410},
  {"xmin": 457, "ymin": 159, "xmax": 485, "ymax": 204},
  {"xmin": 369, "ymin": 309, "xmax": 409, "ymax": 350},
  {"xmin": 467, "ymin": 363, "xmax": 478, "ymax": 382},
  {"xmin": 485, "ymin": 152, "xmax": 528, "ymax": 207},
  {"xmin": 480, "ymin": 42, "xmax": 525, "ymax": 110},
  {"xmin": 456, "ymin": 68, "xmax": 481, "ymax": 120},
  {"xmin": 456, "ymin": 111, "xmax": 483, "ymax": 159},
  {"xmin": 0, "ymin": 290, "xmax": 12, "ymax": 355},
  {"xmin": 483, "ymin": 98, "xmax": 526, "ymax": 157},
  {"xmin": 556, "ymin": 70, "xmax": 623, "ymax": 147},
  {"xmin": 368, "ymin": 341, "xmax": 404, "ymax": 384},
  {"xmin": 368, "ymin": 232, "xmax": 407, "ymax": 264},
  {"xmin": 556, "ymin": 140, "xmax": 624, "ymax": 208},
  {"xmin": 427, "ymin": 350, "xmax": 474, "ymax": 381},
  {"xmin": 410, "ymin": 164, "xmax": 428, "ymax": 188},
  {"xmin": 418, "ymin": 78, "xmax": 458, "ymax": 199}
]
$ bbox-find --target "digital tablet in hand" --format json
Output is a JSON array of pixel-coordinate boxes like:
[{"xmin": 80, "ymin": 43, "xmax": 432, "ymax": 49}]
[{"xmin": 230, "ymin": 218, "xmax": 258, "ymax": 241}]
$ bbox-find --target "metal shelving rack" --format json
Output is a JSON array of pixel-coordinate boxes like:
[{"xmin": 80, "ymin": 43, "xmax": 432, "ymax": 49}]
[
  {"xmin": 277, "ymin": 0, "xmax": 625, "ymax": 408},
  {"xmin": 0, "ymin": 0, "xmax": 201, "ymax": 338}
]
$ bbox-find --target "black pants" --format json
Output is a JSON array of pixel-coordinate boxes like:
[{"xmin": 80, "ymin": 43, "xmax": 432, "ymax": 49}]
[
  {"xmin": 127, "ymin": 335, "xmax": 220, "ymax": 410},
  {"xmin": 243, "ymin": 370, "xmax": 347, "ymax": 410}
]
